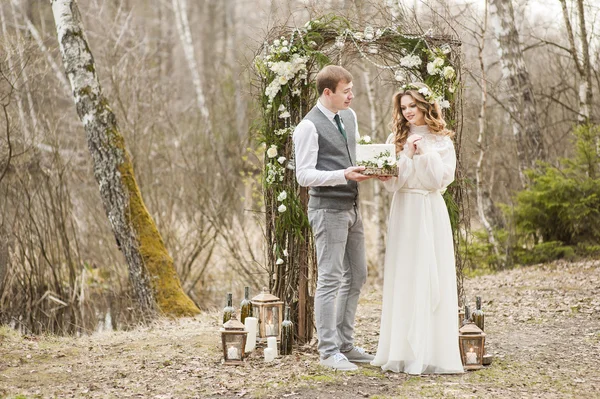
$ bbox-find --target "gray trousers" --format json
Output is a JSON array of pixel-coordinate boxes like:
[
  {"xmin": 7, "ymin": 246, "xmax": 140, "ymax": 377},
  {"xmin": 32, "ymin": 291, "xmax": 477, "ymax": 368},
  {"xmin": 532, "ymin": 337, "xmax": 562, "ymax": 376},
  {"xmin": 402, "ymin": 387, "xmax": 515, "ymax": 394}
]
[{"xmin": 308, "ymin": 205, "xmax": 367, "ymax": 359}]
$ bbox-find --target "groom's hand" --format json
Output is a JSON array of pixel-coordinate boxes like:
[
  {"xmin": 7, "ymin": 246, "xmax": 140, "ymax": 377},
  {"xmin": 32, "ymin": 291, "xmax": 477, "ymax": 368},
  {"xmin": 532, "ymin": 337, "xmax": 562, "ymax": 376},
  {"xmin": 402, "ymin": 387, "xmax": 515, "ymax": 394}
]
[{"xmin": 344, "ymin": 166, "xmax": 372, "ymax": 182}]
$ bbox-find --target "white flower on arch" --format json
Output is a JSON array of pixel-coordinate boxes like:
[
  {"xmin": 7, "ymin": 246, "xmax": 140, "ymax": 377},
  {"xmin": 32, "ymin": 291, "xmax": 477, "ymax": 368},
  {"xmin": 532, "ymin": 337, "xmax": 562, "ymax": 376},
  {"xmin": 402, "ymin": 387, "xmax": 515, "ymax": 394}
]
[
  {"xmin": 443, "ymin": 66, "xmax": 455, "ymax": 80},
  {"xmin": 267, "ymin": 145, "xmax": 277, "ymax": 158}
]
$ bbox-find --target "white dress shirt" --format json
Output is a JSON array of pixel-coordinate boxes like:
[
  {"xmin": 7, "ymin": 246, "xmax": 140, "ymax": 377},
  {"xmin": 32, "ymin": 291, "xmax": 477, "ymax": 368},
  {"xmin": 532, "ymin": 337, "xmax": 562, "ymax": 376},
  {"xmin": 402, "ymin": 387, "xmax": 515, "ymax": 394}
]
[{"xmin": 293, "ymin": 100, "xmax": 360, "ymax": 187}]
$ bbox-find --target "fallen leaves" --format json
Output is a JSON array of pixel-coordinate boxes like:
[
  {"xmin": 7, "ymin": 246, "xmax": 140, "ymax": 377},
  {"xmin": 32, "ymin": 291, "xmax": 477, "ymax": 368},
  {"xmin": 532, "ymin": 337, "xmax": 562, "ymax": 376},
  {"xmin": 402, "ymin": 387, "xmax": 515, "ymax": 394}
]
[{"xmin": 0, "ymin": 260, "xmax": 599, "ymax": 398}]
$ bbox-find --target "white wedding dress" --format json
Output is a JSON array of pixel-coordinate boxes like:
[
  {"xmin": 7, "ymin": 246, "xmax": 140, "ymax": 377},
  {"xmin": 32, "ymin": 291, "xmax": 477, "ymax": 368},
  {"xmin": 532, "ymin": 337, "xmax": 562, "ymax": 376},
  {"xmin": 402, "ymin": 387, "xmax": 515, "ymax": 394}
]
[{"xmin": 370, "ymin": 124, "xmax": 464, "ymax": 375}]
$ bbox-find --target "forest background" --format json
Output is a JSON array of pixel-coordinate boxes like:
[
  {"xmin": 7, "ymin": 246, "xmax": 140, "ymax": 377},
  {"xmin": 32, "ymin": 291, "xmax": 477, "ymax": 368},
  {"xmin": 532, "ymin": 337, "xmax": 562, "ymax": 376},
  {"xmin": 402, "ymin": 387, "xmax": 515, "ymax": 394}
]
[{"xmin": 0, "ymin": 0, "xmax": 599, "ymax": 335}]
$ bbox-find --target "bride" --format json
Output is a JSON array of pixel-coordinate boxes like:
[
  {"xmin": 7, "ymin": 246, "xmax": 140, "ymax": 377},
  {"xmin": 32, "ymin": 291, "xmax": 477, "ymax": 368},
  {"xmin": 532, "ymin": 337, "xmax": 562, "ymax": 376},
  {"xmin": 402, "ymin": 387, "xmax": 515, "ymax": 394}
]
[{"xmin": 371, "ymin": 83, "xmax": 464, "ymax": 375}]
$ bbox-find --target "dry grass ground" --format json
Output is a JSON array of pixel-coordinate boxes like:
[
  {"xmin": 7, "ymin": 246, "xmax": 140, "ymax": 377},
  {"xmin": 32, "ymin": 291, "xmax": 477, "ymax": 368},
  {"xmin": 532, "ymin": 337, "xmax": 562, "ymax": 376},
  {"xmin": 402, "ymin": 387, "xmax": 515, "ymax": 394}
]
[{"xmin": 1, "ymin": 259, "xmax": 599, "ymax": 399}]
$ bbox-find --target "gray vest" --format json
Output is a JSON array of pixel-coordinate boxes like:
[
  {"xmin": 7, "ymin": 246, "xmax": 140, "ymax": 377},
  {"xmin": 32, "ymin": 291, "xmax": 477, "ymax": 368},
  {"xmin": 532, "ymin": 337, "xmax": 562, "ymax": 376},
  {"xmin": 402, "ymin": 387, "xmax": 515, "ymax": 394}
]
[{"xmin": 304, "ymin": 105, "xmax": 358, "ymax": 209}]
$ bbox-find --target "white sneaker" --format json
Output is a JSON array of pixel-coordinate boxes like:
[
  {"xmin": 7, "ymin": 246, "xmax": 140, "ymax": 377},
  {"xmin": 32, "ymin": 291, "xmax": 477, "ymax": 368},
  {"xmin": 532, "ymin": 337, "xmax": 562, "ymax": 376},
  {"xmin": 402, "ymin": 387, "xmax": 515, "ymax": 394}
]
[
  {"xmin": 319, "ymin": 353, "xmax": 358, "ymax": 371},
  {"xmin": 342, "ymin": 346, "xmax": 375, "ymax": 363}
]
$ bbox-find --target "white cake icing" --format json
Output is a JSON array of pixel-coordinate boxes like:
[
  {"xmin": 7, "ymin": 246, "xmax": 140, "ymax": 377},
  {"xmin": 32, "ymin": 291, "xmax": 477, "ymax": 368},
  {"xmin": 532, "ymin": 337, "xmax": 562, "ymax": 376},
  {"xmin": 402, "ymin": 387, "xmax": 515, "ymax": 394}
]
[{"xmin": 356, "ymin": 143, "xmax": 396, "ymax": 164}]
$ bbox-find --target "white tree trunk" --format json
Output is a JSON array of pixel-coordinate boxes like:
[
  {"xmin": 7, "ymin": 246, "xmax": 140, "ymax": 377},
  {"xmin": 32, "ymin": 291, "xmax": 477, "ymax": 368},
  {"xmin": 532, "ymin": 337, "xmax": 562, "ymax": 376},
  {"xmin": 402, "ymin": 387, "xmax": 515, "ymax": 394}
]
[
  {"xmin": 225, "ymin": 0, "xmax": 246, "ymax": 141},
  {"xmin": 51, "ymin": 0, "xmax": 199, "ymax": 317},
  {"xmin": 576, "ymin": 0, "xmax": 592, "ymax": 122},
  {"xmin": 488, "ymin": 0, "xmax": 545, "ymax": 176},
  {"xmin": 559, "ymin": 0, "xmax": 592, "ymax": 122},
  {"xmin": 172, "ymin": 0, "xmax": 210, "ymax": 126},
  {"xmin": 476, "ymin": 0, "xmax": 500, "ymax": 259}
]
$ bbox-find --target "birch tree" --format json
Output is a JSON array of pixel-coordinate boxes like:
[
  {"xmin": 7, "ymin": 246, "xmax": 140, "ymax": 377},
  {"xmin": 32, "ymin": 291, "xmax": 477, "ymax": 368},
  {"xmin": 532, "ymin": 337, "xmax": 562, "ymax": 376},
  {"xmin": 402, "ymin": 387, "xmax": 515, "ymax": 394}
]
[
  {"xmin": 51, "ymin": 0, "xmax": 199, "ymax": 316},
  {"xmin": 225, "ymin": 0, "xmax": 246, "ymax": 141},
  {"xmin": 475, "ymin": 0, "xmax": 500, "ymax": 260},
  {"xmin": 559, "ymin": 0, "xmax": 593, "ymax": 122},
  {"xmin": 488, "ymin": 0, "xmax": 546, "ymax": 176},
  {"xmin": 171, "ymin": 0, "xmax": 210, "ymax": 127}
]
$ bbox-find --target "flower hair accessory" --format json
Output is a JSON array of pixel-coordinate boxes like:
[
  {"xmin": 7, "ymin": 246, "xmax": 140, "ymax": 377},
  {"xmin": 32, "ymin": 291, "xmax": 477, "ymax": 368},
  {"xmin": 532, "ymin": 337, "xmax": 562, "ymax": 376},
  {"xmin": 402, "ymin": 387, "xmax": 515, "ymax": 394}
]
[{"xmin": 399, "ymin": 83, "xmax": 450, "ymax": 109}]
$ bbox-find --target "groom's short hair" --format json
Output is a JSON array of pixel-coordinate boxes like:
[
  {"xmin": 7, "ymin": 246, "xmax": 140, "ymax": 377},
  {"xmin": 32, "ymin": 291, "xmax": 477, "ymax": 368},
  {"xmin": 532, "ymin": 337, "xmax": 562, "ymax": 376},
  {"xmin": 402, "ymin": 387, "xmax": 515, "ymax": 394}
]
[{"xmin": 317, "ymin": 65, "xmax": 353, "ymax": 96}]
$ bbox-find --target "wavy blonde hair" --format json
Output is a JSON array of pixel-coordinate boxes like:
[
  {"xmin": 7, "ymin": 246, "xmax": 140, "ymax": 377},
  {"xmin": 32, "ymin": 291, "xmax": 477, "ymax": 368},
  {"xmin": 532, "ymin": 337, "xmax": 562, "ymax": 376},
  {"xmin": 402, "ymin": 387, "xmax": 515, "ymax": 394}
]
[{"xmin": 391, "ymin": 83, "xmax": 454, "ymax": 153}]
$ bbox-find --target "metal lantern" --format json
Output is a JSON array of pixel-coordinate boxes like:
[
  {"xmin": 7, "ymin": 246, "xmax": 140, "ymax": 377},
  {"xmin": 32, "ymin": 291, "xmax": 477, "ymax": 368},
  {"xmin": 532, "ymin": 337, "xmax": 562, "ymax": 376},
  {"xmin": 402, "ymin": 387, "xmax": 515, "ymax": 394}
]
[
  {"xmin": 459, "ymin": 321, "xmax": 486, "ymax": 370},
  {"xmin": 220, "ymin": 314, "xmax": 248, "ymax": 365},
  {"xmin": 251, "ymin": 287, "xmax": 284, "ymax": 342},
  {"xmin": 458, "ymin": 307, "xmax": 465, "ymax": 330}
]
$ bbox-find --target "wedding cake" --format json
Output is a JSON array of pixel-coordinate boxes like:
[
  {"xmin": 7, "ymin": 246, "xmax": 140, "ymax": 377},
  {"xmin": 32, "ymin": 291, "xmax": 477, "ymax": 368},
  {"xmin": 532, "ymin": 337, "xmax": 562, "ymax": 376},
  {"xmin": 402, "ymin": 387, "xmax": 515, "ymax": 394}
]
[{"xmin": 356, "ymin": 137, "xmax": 398, "ymax": 176}]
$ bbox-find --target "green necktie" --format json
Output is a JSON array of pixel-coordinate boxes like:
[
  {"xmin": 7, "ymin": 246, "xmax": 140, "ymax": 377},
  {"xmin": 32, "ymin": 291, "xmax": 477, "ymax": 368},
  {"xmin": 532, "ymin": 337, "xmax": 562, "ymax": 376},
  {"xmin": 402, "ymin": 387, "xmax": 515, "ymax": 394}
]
[{"xmin": 334, "ymin": 114, "xmax": 347, "ymax": 140}]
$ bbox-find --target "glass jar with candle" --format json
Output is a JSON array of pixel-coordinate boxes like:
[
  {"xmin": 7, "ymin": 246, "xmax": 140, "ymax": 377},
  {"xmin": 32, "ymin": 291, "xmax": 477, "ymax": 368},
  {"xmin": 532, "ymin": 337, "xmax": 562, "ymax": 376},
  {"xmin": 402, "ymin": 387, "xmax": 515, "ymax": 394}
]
[
  {"xmin": 240, "ymin": 287, "xmax": 253, "ymax": 324},
  {"xmin": 223, "ymin": 293, "xmax": 234, "ymax": 324},
  {"xmin": 280, "ymin": 305, "xmax": 293, "ymax": 355}
]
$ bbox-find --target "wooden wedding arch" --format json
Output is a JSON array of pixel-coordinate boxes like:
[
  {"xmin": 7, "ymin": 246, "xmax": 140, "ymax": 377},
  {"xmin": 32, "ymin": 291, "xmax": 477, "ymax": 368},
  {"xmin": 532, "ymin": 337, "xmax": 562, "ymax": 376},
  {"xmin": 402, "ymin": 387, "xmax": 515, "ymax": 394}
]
[{"xmin": 254, "ymin": 15, "xmax": 466, "ymax": 343}]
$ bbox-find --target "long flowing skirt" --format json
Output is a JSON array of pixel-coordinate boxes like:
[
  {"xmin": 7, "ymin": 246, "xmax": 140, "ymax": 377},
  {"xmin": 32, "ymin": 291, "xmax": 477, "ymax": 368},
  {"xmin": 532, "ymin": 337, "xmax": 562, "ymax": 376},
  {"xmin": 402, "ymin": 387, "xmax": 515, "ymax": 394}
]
[{"xmin": 371, "ymin": 189, "xmax": 464, "ymax": 374}]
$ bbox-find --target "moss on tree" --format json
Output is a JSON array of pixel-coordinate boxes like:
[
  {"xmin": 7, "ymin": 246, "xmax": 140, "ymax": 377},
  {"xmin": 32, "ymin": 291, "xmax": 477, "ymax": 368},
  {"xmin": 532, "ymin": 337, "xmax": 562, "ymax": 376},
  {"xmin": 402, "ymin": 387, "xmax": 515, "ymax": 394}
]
[
  {"xmin": 116, "ymin": 147, "xmax": 199, "ymax": 317},
  {"xmin": 104, "ymin": 118, "xmax": 198, "ymax": 316}
]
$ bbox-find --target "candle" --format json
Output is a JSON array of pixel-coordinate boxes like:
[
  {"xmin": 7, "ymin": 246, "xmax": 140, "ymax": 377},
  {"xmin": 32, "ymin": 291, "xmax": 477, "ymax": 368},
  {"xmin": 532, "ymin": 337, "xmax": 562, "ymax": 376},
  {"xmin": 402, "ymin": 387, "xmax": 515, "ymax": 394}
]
[
  {"xmin": 244, "ymin": 317, "xmax": 257, "ymax": 352},
  {"xmin": 267, "ymin": 336, "xmax": 278, "ymax": 357},
  {"xmin": 265, "ymin": 311, "xmax": 276, "ymax": 337},
  {"xmin": 265, "ymin": 322, "xmax": 276, "ymax": 336},
  {"xmin": 227, "ymin": 346, "xmax": 239, "ymax": 360},
  {"xmin": 264, "ymin": 347, "xmax": 275, "ymax": 362},
  {"xmin": 466, "ymin": 348, "xmax": 478, "ymax": 364}
]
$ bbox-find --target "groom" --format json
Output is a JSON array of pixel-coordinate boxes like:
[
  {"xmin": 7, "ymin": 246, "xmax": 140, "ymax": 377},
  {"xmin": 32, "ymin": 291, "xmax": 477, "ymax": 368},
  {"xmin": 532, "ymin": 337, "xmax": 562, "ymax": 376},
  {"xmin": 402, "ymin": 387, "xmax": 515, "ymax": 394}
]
[{"xmin": 293, "ymin": 65, "xmax": 374, "ymax": 370}]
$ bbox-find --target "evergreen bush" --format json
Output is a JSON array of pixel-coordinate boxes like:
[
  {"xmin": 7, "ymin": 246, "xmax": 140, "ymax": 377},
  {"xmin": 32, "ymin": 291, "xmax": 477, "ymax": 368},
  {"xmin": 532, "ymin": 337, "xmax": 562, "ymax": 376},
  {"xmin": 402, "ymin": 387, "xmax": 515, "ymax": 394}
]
[
  {"xmin": 465, "ymin": 124, "xmax": 600, "ymax": 270},
  {"xmin": 514, "ymin": 124, "xmax": 600, "ymax": 246}
]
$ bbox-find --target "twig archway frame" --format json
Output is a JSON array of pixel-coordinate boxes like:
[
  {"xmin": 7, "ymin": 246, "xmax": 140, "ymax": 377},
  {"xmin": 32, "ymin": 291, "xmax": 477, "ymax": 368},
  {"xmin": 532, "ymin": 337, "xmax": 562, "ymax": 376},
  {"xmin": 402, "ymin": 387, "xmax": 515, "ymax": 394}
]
[{"xmin": 254, "ymin": 15, "xmax": 467, "ymax": 343}]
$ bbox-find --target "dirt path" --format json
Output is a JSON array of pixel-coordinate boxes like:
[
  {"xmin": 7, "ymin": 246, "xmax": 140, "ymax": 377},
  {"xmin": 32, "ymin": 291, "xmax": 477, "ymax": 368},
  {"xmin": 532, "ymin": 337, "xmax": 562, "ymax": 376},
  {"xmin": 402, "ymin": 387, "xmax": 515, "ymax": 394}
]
[{"xmin": 1, "ymin": 259, "xmax": 599, "ymax": 399}]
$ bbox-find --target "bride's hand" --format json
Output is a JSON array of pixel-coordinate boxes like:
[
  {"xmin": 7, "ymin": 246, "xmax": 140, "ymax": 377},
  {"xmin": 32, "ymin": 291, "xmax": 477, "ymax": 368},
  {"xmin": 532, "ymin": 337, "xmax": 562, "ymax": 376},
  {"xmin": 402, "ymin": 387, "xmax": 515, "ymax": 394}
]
[
  {"xmin": 405, "ymin": 134, "xmax": 422, "ymax": 158},
  {"xmin": 413, "ymin": 138, "xmax": 424, "ymax": 155}
]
